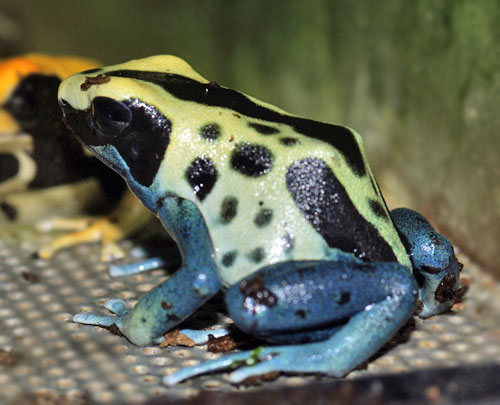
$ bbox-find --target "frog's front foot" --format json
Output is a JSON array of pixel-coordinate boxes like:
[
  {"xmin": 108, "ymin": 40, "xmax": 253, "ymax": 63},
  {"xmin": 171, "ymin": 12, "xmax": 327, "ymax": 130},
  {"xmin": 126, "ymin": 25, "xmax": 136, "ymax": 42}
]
[
  {"xmin": 73, "ymin": 299, "xmax": 131, "ymax": 331},
  {"xmin": 73, "ymin": 299, "xmax": 160, "ymax": 345}
]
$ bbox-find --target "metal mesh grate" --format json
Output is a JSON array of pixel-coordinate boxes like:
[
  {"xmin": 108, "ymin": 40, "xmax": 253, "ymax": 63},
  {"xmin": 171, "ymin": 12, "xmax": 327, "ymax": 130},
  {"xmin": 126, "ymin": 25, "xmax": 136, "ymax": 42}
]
[{"xmin": 0, "ymin": 237, "xmax": 499, "ymax": 404}]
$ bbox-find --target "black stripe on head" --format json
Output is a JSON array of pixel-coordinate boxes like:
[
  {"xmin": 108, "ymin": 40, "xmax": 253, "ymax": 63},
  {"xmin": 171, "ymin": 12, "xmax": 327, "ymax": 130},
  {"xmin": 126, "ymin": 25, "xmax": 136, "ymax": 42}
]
[
  {"xmin": 286, "ymin": 158, "xmax": 396, "ymax": 262},
  {"xmin": 230, "ymin": 143, "xmax": 273, "ymax": 177},
  {"xmin": 61, "ymin": 97, "xmax": 171, "ymax": 188},
  {"xmin": 185, "ymin": 156, "xmax": 218, "ymax": 201},
  {"xmin": 105, "ymin": 70, "xmax": 367, "ymax": 177}
]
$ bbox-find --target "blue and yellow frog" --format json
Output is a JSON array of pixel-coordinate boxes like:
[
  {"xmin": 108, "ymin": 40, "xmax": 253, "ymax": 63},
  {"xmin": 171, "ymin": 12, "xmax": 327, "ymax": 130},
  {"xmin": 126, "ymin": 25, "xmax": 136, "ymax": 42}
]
[{"xmin": 58, "ymin": 55, "xmax": 464, "ymax": 384}]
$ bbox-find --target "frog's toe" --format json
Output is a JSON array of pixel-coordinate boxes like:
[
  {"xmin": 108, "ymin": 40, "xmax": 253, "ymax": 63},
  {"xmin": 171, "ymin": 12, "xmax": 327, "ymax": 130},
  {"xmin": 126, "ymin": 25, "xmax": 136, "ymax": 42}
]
[
  {"xmin": 73, "ymin": 299, "xmax": 130, "ymax": 328},
  {"xmin": 163, "ymin": 351, "xmax": 252, "ymax": 385},
  {"xmin": 103, "ymin": 299, "xmax": 130, "ymax": 317},
  {"xmin": 72, "ymin": 312, "xmax": 123, "ymax": 328}
]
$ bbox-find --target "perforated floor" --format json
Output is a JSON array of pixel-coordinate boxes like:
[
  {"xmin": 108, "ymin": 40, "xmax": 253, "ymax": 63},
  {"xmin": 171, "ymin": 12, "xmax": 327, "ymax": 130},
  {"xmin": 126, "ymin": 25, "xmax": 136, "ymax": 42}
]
[{"xmin": 0, "ymin": 236, "xmax": 499, "ymax": 404}]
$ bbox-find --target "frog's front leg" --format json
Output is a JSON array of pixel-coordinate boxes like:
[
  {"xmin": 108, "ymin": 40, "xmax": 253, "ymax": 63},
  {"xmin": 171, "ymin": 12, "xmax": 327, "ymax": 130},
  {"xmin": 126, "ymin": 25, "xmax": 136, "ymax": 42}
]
[
  {"xmin": 391, "ymin": 208, "xmax": 464, "ymax": 317},
  {"xmin": 73, "ymin": 196, "xmax": 221, "ymax": 346},
  {"xmin": 165, "ymin": 259, "xmax": 418, "ymax": 384}
]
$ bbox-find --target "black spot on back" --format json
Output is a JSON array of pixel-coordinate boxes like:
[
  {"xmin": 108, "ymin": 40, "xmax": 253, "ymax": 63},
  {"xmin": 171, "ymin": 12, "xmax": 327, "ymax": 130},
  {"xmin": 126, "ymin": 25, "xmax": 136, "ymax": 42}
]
[
  {"xmin": 200, "ymin": 123, "xmax": 221, "ymax": 141},
  {"xmin": 254, "ymin": 209, "xmax": 273, "ymax": 227},
  {"xmin": 185, "ymin": 156, "xmax": 218, "ymax": 201},
  {"xmin": 369, "ymin": 199, "xmax": 389, "ymax": 220},
  {"xmin": 220, "ymin": 196, "xmax": 238, "ymax": 224},
  {"xmin": 0, "ymin": 153, "xmax": 19, "ymax": 183},
  {"xmin": 280, "ymin": 137, "xmax": 299, "ymax": 146},
  {"xmin": 105, "ymin": 70, "xmax": 366, "ymax": 176},
  {"xmin": 230, "ymin": 143, "xmax": 273, "ymax": 177},
  {"xmin": 248, "ymin": 122, "xmax": 280, "ymax": 135},
  {"xmin": 248, "ymin": 247, "xmax": 266, "ymax": 263},
  {"xmin": 286, "ymin": 158, "xmax": 397, "ymax": 262},
  {"xmin": 222, "ymin": 251, "xmax": 237, "ymax": 267}
]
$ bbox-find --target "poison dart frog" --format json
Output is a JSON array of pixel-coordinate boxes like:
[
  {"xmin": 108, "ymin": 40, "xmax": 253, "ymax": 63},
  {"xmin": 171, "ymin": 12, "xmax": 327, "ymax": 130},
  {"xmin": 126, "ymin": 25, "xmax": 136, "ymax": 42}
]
[
  {"xmin": 0, "ymin": 54, "xmax": 150, "ymax": 260},
  {"xmin": 59, "ymin": 55, "xmax": 464, "ymax": 384}
]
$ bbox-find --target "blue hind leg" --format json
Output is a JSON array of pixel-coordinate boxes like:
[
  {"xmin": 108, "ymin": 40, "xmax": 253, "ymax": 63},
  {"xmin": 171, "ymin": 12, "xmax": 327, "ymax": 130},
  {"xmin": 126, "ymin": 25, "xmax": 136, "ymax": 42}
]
[
  {"xmin": 164, "ymin": 259, "xmax": 418, "ymax": 385},
  {"xmin": 391, "ymin": 208, "xmax": 463, "ymax": 317}
]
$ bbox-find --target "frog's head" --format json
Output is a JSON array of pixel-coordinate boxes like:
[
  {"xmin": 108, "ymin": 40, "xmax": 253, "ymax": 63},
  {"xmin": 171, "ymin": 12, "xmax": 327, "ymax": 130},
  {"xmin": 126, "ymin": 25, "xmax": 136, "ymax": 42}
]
[{"xmin": 58, "ymin": 55, "xmax": 203, "ymax": 211}]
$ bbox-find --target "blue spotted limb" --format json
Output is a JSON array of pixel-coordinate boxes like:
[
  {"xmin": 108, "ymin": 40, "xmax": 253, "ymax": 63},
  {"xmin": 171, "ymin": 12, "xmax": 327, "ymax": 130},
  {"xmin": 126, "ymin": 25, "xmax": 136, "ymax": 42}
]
[{"xmin": 165, "ymin": 260, "xmax": 418, "ymax": 385}]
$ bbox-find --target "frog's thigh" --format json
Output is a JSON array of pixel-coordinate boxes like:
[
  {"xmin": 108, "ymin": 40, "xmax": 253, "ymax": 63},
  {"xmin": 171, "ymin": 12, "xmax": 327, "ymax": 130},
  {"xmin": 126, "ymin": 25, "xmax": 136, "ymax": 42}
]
[{"xmin": 225, "ymin": 260, "xmax": 418, "ymax": 344}]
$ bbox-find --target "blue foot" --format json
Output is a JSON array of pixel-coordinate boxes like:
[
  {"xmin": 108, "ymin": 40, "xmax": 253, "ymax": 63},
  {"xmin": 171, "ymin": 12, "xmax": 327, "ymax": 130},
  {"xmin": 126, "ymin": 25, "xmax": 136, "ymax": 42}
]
[{"xmin": 73, "ymin": 298, "xmax": 130, "ymax": 329}]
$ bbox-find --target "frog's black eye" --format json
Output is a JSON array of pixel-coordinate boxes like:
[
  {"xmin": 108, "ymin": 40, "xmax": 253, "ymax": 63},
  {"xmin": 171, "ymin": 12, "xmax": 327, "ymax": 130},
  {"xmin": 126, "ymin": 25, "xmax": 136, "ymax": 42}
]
[{"xmin": 91, "ymin": 96, "xmax": 132, "ymax": 135}]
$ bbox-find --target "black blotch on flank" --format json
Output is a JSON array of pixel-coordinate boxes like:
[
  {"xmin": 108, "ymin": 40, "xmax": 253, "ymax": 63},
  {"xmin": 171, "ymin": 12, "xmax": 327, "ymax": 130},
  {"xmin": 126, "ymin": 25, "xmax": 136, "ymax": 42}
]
[
  {"xmin": 200, "ymin": 123, "xmax": 221, "ymax": 141},
  {"xmin": 141, "ymin": 317, "xmax": 147, "ymax": 323},
  {"xmin": 295, "ymin": 309, "xmax": 307, "ymax": 319},
  {"xmin": 231, "ymin": 143, "xmax": 273, "ymax": 177},
  {"xmin": 104, "ymin": 70, "xmax": 366, "ymax": 176},
  {"xmin": 222, "ymin": 251, "xmax": 237, "ymax": 267},
  {"xmin": 254, "ymin": 209, "xmax": 273, "ymax": 227},
  {"xmin": 286, "ymin": 158, "xmax": 397, "ymax": 262},
  {"xmin": 280, "ymin": 137, "xmax": 299, "ymax": 146},
  {"xmin": 0, "ymin": 153, "xmax": 19, "ymax": 183},
  {"xmin": 248, "ymin": 122, "xmax": 280, "ymax": 135},
  {"xmin": 337, "ymin": 291, "xmax": 351, "ymax": 305},
  {"xmin": 249, "ymin": 247, "xmax": 265, "ymax": 263},
  {"xmin": 369, "ymin": 199, "xmax": 388, "ymax": 220},
  {"xmin": 185, "ymin": 157, "xmax": 218, "ymax": 201},
  {"xmin": 220, "ymin": 196, "xmax": 238, "ymax": 224}
]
